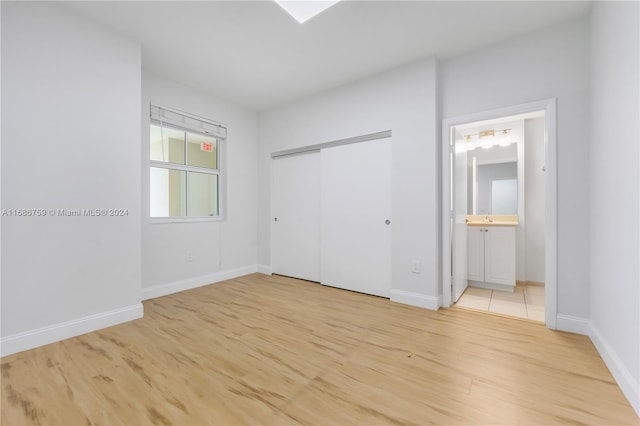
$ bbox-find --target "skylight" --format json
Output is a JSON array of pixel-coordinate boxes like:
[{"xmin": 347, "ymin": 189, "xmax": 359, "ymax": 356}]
[{"xmin": 275, "ymin": 1, "xmax": 340, "ymax": 24}]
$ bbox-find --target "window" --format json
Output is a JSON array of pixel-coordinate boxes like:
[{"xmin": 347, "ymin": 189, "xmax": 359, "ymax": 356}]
[{"xmin": 149, "ymin": 105, "xmax": 226, "ymax": 219}]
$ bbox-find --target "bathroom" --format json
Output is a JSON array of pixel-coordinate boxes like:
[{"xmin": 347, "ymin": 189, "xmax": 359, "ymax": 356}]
[{"xmin": 451, "ymin": 111, "xmax": 546, "ymax": 322}]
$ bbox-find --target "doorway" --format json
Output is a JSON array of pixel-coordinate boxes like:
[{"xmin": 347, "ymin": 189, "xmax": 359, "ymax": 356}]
[{"xmin": 441, "ymin": 99, "xmax": 557, "ymax": 328}]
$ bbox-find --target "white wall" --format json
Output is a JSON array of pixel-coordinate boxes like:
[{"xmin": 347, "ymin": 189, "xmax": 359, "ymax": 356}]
[
  {"xmin": 524, "ymin": 118, "xmax": 546, "ymax": 283},
  {"xmin": 589, "ymin": 1, "xmax": 639, "ymax": 415},
  {"xmin": 441, "ymin": 16, "xmax": 590, "ymax": 321},
  {"xmin": 258, "ymin": 58, "xmax": 439, "ymax": 308},
  {"xmin": 141, "ymin": 70, "xmax": 259, "ymax": 298},
  {"xmin": 1, "ymin": 2, "xmax": 142, "ymax": 355}
]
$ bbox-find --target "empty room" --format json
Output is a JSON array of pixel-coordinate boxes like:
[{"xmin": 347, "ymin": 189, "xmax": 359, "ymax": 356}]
[{"xmin": 1, "ymin": 1, "xmax": 638, "ymax": 425}]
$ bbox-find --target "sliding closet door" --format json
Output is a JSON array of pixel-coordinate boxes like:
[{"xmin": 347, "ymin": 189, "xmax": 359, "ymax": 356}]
[
  {"xmin": 321, "ymin": 138, "xmax": 392, "ymax": 297},
  {"xmin": 271, "ymin": 151, "xmax": 321, "ymax": 282}
]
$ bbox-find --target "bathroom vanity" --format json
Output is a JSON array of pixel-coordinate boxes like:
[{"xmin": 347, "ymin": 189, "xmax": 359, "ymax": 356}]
[{"xmin": 467, "ymin": 216, "xmax": 517, "ymax": 292}]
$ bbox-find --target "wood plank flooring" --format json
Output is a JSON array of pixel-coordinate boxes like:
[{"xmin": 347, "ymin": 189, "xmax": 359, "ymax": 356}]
[{"xmin": 1, "ymin": 273, "xmax": 637, "ymax": 425}]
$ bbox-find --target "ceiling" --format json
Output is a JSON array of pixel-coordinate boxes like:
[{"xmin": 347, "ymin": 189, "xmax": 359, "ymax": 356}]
[{"xmin": 61, "ymin": 1, "xmax": 591, "ymax": 111}]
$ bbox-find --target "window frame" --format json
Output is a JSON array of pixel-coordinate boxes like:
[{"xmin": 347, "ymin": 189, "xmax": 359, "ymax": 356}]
[{"xmin": 149, "ymin": 112, "xmax": 225, "ymax": 223}]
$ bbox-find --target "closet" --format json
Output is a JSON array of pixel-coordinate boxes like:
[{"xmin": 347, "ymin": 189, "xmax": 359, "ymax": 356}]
[{"xmin": 271, "ymin": 136, "xmax": 392, "ymax": 297}]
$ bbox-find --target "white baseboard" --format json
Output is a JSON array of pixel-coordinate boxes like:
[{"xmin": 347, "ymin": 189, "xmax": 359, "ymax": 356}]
[
  {"xmin": 590, "ymin": 323, "xmax": 640, "ymax": 416},
  {"xmin": 257, "ymin": 264, "xmax": 272, "ymax": 275},
  {"xmin": 469, "ymin": 280, "xmax": 515, "ymax": 293},
  {"xmin": 390, "ymin": 289, "xmax": 440, "ymax": 310},
  {"xmin": 141, "ymin": 265, "xmax": 258, "ymax": 300},
  {"xmin": 1, "ymin": 303, "xmax": 143, "ymax": 358},
  {"xmin": 556, "ymin": 314, "xmax": 590, "ymax": 335}
]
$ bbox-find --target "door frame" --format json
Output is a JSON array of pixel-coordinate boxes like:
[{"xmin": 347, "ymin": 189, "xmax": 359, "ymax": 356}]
[{"xmin": 441, "ymin": 98, "xmax": 557, "ymax": 329}]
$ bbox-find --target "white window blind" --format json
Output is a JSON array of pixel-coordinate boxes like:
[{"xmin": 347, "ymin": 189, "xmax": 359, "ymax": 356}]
[{"xmin": 150, "ymin": 104, "xmax": 227, "ymax": 139}]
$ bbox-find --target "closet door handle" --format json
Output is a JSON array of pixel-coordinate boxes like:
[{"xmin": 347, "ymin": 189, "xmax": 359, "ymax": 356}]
[{"xmin": 385, "ymin": 219, "xmax": 391, "ymax": 225}]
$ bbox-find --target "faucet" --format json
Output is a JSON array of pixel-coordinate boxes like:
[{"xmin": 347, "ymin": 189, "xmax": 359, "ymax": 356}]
[{"xmin": 484, "ymin": 215, "xmax": 493, "ymax": 223}]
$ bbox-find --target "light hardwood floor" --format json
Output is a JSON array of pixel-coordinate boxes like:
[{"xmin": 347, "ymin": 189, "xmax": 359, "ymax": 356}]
[{"xmin": 1, "ymin": 273, "xmax": 637, "ymax": 425}]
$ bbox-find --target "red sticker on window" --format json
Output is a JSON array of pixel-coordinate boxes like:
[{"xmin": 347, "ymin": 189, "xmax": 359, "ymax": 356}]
[{"xmin": 201, "ymin": 143, "xmax": 213, "ymax": 152}]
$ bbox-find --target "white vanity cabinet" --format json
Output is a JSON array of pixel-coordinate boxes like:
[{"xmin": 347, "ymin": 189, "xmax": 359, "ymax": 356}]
[{"xmin": 467, "ymin": 225, "xmax": 516, "ymax": 291}]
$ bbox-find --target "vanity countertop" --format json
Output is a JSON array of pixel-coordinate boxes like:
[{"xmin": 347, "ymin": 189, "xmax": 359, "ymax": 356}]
[{"xmin": 466, "ymin": 215, "xmax": 518, "ymax": 227}]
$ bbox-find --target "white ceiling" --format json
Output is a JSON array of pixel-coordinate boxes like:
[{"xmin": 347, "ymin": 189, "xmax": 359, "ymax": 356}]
[{"xmin": 62, "ymin": 1, "xmax": 591, "ymax": 111}]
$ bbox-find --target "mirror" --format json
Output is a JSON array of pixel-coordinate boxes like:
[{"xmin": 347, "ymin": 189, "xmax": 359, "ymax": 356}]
[{"xmin": 468, "ymin": 143, "xmax": 518, "ymax": 214}]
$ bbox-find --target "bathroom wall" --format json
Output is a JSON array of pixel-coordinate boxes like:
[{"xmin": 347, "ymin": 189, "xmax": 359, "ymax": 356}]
[{"xmin": 524, "ymin": 118, "xmax": 546, "ymax": 283}]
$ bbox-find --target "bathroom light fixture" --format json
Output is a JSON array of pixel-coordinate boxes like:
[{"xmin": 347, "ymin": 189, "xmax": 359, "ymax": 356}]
[
  {"xmin": 479, "ymin": 130, "xmax": 495, "ymax": 149},
  {"xmin": 499, "ymin": 129, "xmax": 512, "ymax": 146},
  {"xmin": 275, "ymin": 0, "xmax": 340, "ymax": 24},
  {"xmin": 464, "ymin": 134, "xmax": 476, "ymax": 151},
  {"xmin": 463, "ymin": 128, "xmax": 514, "ymax": 150}
]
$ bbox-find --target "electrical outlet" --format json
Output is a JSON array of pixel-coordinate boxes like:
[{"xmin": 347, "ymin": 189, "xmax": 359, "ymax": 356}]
[
  {"xmin": 186, "ymin": 252, "xmax": 193, "ymax": 263},
  {"xmin": 411, "ymin": 259, "xmax": 420, "ymax": 274}
]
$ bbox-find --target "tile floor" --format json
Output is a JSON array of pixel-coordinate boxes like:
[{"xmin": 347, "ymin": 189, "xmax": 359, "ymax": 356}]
[{"xmin": 455, "ymin": 285, "xmax": 545, "ymax": 322}]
